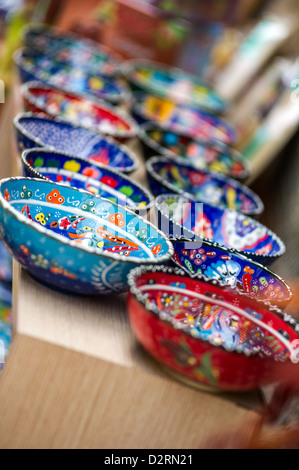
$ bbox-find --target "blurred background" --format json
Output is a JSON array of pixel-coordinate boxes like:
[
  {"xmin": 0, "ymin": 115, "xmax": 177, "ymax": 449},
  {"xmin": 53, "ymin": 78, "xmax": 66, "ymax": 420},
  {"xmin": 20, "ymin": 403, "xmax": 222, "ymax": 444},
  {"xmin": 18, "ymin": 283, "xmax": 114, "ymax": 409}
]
[{"xmin": 0, "ymin": 0, "xmax": 299, "ymax": 448}]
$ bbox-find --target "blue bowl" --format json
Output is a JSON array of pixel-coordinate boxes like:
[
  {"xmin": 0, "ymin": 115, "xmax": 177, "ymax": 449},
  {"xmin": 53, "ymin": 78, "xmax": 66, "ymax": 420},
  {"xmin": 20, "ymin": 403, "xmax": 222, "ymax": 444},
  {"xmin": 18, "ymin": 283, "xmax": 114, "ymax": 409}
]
[
  {"xmin": 147, "ymin": 157, "xmax": 263, "ymax": 216},
  {"xmin": 14, "ymin": 113, "xmax": 139, "ymax": 174},
  {"xmin": 132, "ymin": 92, "xmax": 237, "ymax": 145},
  {"xmin": 0, "ymin": 178, "xmax": 173, "ymax": 295},
  {"xmin": 22, "ymin": 24, "xmax": 121, "ymax": 77},
  {"xmin": 14, "ymin": 48, "xmax": 130, "ymax": 105},
  {"xmin": 155, "ymin": 194, "xmax": 286, "ymax": 267},
  {"xmin": 22, "ymin": 148, "xmax": 153, "ymax": 214},
  {"xmin": 139, "ymin": 122, "xmax": 250, "ymax": 181}
]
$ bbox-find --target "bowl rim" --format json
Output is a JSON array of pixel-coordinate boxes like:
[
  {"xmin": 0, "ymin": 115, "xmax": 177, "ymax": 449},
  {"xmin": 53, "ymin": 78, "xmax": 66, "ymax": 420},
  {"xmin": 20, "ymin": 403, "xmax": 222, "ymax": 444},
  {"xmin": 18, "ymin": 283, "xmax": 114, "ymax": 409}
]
[
  {"xmin": 127, "ymin": 264, "xmax": 299, "ymax": 361},
  {"xmin": 139, "ymin": 121, "xmax": 251, "ymax": 180},
  {"xmin": 122, "ymin": 58, "xmax": 227, "ymax": 114},
  {"xmin": 21, "ymin": 22, "xmax": 122, "ymax": 75},
  {"xmin": 155, "ymin": 193, "xmax": 286, "ymax": 261},
  {"xmin": 21, "ymin": 147, "xmax": 154, "ymax": 212},
  {"xmin": 131, "ymin": 91, "xmax": 237, "ymax": 144},
  {"xmin": 14, "ymin": 47, "xmax": 131, "ymax": 105},
  {"xmin": 0, "ymin": 177, "xmax": 174, "ymax": 265},
  {"xmin": 147, "ymin": 156, "xmax": 264, "ymax": 215},
  {"xmin": 13, "ymin": 111, "xmax": 139, "ymax": 173},
  {"xmin": 18, "ymin": 80, "xmax": 139, "ymax": 139}
]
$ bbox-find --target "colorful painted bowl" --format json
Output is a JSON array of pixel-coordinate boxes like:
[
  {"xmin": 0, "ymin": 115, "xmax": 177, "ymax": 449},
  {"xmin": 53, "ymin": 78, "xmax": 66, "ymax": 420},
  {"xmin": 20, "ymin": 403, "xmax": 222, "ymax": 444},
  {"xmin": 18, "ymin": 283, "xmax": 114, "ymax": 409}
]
[
  {"xmin": 128, "ymin": 265, "xmax": 299, "ymax": 391},
  {"xmin": 14, "ymin": 113, "xmax": 138, "ymax": 173},
  {"xmin": 14, "ymin": 48, "xmax": 130, "ymax": 105},
  {"xmin": 22, "ymin": 24, "xmax": 121, "ymax": 77},
  {"xmin": 123, "ymin": 59, "xmax": 227, "ymax": 113},
  {"xmin": 147, "ymin": 157, "xmax": 263, "ymax": 216},
  {"xmin": 22, "ymin": 148, "xmax": 153, "ymax": 213},
  {"xmin": 0, "ymin": 178, "xmax": 173, "ymax": 295},
  {"xmin": 155, "ymin": 194, "xmax": 285, "ymax": 266},
  {"xmin": 140, "ymin": 122, "xmax": 250, "ymax": 180},
  {"xmin": 132, "ymin": 93, "xmax": 237, "ymax": 145},
  {"xmin": 20, "ymin": 82, "xmax": 139, "ymax": 141}
]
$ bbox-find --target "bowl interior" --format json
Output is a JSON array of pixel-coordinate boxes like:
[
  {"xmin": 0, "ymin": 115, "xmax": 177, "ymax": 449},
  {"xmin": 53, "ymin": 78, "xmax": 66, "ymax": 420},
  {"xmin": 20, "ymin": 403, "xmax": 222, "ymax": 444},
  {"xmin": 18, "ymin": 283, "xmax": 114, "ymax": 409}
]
[
  {"xmin": 16, "ymin": 115, "xmax": 136, "ymax": 171},
  {"xmin": 22, "ymin": 85, "xmax": 133, "ymax": 135},
  {"xmin": 1, "ymin": 179, "xmax": 170, "ymax": 261},
  {"xmin": 23, "ymin": 150, "xmax": 151, "ymax": 210},
  {"xmin": 133, "ymin": 270, "xmax": 298, "ymax": 360},
  {"xmin": 142, "ymin": 124, "xmax": 249, "ymax": 179},
  {"xmin": 128, "ymin": 61, "xmax": 226, "ymax": 113},
  {"xmin": 149, "ymin": 158, "xmax": 260, "ymax": 214},
  {"xmin": 156, "ymin": 195, "xmax": 283, "ymax": 257},
  {"xmin": 18, "ymin": 49, "xmax": 125, "ymax": 101},
  {"xmin": 135, "ymin": 94, "xmax": 236, "ymax": 144}
]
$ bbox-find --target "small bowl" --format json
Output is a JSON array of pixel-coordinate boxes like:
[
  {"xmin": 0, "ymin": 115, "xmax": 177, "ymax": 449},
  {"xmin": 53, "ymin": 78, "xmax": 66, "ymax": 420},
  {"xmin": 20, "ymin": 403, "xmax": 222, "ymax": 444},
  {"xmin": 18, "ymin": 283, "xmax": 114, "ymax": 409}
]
[
  {"xmin": 147, "ymin": 157, "xmax": 263, "ymax": 216},
  {"xmin": 14, "ymin": 113, "xmax": 139, "ymax": 173},
  {"xmin": 22, "ymin": 24, "xmax": 121, "ymax": 77},
  {"xmin": 132, "ymin": 92, "xmax": 237, "ymax": 145},
  {"xmin": 140, "ymin": 122, "xmax": 250, "ymax": 181},
  {"xmin": 128, "ymin": 265, "xmax": 299, "ymax": 391},
  {"xmin": 14, "ymin": 48, "xmax": 130, "ymax": 105},
  {"xmin": 22, "ymin": 148, "xmax": 153, "ymax": 213},
  {"xmin": 20, "ymin": 82, "xmax": 139, "ymax": 142},
  {"xmin": 155, "ymin": 194, "xmax": 285, "ymax": 266},
  {"xmin": 123, "ymin": 59, "xmax": 227, "ymax": 113},
  {"xmin": 0, "ymin": 178, "xmax": 173, "ymax": 295}
]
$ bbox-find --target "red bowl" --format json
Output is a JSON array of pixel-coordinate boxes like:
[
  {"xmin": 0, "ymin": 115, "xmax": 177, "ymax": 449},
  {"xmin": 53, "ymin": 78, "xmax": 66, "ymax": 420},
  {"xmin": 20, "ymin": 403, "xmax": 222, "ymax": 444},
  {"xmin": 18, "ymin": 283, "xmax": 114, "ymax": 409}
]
[
  {"xmin": 127, "ymin": 266, "xmax": 299, "ymax": 392},
  {"xmin": 20, "ymin": 81, "xmax": 139, "ymax": 142}
]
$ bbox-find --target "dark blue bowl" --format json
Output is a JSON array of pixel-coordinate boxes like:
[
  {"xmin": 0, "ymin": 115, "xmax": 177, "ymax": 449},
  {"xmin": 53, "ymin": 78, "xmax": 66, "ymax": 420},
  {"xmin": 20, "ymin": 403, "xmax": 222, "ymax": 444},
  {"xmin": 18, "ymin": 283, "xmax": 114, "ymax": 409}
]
[
  {"xmin": 22, "ymin": 148, "xmax": 153, "ymax": 214},
  {"xmin": 14, "ymin": 113, "xmax": 139, "ymax": 174},
  {"xmin": 155, "ymin": 194, "xmax": 286, "ymax": 267},
  {"xmin": 147, "ymin": 157, "xmax": 263, "ymax": 216}
]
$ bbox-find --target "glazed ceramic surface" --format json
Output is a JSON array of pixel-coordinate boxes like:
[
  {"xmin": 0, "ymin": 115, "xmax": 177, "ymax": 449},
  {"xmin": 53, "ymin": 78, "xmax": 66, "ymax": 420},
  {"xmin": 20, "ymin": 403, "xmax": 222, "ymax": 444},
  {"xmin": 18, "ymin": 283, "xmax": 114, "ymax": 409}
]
[
  {"xmin": 155, "ymin": 194, "xmax": 285, "ymax": 266},
  {"xmin": 140, "ymin": 122, "xmax": 250, "ymax": 180},
  {"xmin": 14, "ymin": 113, "xmax": 138, "ymax": 174},
  {"xmin": 0, "ymin": 178, "xmax": 173, "ymax": 295},
  {"xmin": 22, "ymin": 148, "xmax": 153, "ymax": 212},
  {"xmin": 124, "ymin": 59, "xmax": 226, "ymax": 113},
  {"xmin": 147, "ymin": 157, "xmax": 263, "ymax": 216},
  {"xmin": 128, "ymin": 266, "xmax": 299, "ymax": 391},
  {"xmin": 20, "ymin": 82, "xmax": 139, "ymax": 141},
  {"xmin": 23, "ymin": 24, "xmax": 120, "ymax": 76},
  {"xmin": 133, "ymin": 93, "xmax": 237, "ymax": 145},
  {"xmin": 15, "ymin": 48, "xmax": 129, "ymax": 105}
]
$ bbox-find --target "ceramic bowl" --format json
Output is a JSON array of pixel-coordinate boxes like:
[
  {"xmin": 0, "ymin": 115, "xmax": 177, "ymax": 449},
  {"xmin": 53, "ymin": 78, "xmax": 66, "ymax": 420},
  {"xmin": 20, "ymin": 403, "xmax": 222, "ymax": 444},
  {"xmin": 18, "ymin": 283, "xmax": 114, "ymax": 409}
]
[
  {"xmin": 147, "ymin": 157, "xmax": 263, "ymax": 216},
  {"xmin": 132, "ymin": 92, "xmax": 237, "ymax": 145},
  {"xmin": 20, "ymin": 82, "xmax": 139, "ymax": 141},
  {"xmin": 140, "ymin": 122, "xmax": 250, "ymax": 180},
  {"xmin": 123, "ymin": 59, "xmax": 226, "ymax": 113},
  {"xmin": 22, "ymin": 24, "xmax": 121, "ymax": 76},
  {"xmin": 0, "ymin": 178, "xmax": 173, "ymax": 295},
  {"xmin": 14, "ymin": 113, "xmax": 138, "ymax": 173},
  {"xmin": 14, "ymin": 48, "xmax": 130, "ymax": 105},
  {"xmin": 128, "ymin": 265, "xmax": 299, "ymax": 391},
  {"xmin": 22, "ymin": 148, "xmax": 153, "ymax": 214},
  {"xmin": 155, "ymin": 194, "xmax": 285, "ymax": 266}
]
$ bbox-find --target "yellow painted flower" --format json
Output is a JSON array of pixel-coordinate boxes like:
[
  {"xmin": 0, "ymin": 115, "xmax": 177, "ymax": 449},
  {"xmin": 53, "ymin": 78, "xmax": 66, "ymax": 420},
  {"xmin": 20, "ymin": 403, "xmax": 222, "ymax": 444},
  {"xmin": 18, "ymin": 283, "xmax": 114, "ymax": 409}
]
[
  {"xmin": 63, "ymin": 160, "xmax": 81, "ymax": 173},
  {"xmin": 89, "ymin": 77, "xmax": 104, "ymax": 90}
]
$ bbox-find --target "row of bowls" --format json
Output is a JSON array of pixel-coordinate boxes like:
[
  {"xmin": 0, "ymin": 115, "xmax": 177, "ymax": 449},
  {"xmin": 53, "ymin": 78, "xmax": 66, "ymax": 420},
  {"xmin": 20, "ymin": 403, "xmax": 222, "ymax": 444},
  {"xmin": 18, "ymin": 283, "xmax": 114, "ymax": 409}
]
[{"xmin": 0, "ymin": 24, "xmax": 297, "ymax": 392}]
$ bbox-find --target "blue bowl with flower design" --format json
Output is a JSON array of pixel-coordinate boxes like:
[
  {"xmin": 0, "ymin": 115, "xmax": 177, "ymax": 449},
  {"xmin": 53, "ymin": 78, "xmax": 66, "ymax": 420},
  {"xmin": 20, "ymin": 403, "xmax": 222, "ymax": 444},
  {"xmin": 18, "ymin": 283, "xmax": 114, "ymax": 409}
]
[
  {"xmin": 132, "ymin": 92, "xmax": 237, "ymax": 145},
  {"xmin": 147, "ymin": 157, "xmax": 263, "ymax": 216},
  {"xmin": 0, "ymin": 178, "xmax": 173, "ymax": 295},
  {"xmin": 14, "ymin": 48, "xmax": 130, "ymax": 105},
  {"xmin": 22, "ymin": 24, "xmax": 121, "ymax": 77},
  {"xmin": 155, "ymin": 194, "xmax": 286, "ymax": 268},
  {"xmin": 22, "ymin": 148, "xmax": 153, "ymax": 214},
  {"xmin": 14, "ymin": 113, "xmax": 139, "ymax": 174}
]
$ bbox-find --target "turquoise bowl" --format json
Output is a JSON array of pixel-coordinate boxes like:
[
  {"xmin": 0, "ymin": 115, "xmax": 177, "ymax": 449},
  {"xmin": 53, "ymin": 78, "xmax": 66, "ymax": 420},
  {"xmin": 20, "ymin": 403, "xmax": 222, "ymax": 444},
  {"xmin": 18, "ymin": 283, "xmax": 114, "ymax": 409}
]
[
  {"xmin": 22, "ymin": 148, "xmax": 153, "ymax": 214},
  {"xmin": 0, "ymin": 178, "xmax": 173, "ymax": 295}
]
